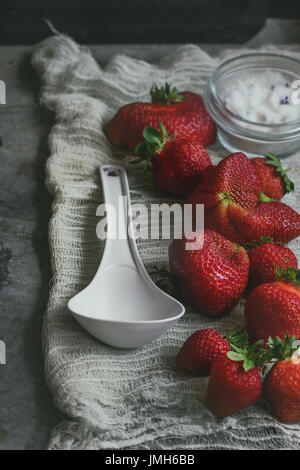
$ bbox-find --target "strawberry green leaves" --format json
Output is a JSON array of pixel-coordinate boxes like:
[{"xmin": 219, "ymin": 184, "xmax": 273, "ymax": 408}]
[
  {"xmin": 265, "ymin": 153, "xmax": 295, "ymax": 194},
  {"xmin": 258, "ymin": 191, "xmax": 278, "ymax": 203},
  {"xmin": 150, "ymin": 83, "xmax": 186, "ymax": 105},
  {"xmin": 227, "ymin": 330, "xmax": 300, "ymax": 371},
  {"xmin": 142, "ymin": 126, "xmax": 163, "ymax": 145},
  {"xmin": 267, "ymin": 334, "xmax": 298, "ymax": 360},
  {"xmin": 225, "ymin": 328, "xmax": 249, "ymax": 349},
  {"xmin": 134, "ymin": 127, "xmax": 163, "ymax": 169},
  {"xmin": 135, "ymin": 125, "xmax": 164, "ymax": 156},
  {"xmin": 245, "ymin": 236, "xmax": 274, "ymax": 250},
  {"xmin": 134, "ymin": 121, "xmax": 174, "ymax": 170},
  {"xmin": 227, "ymin": 339, "xmax": 268, "ymax": 372},
  {"xmin": 260, "ymin": 236, "xmax": 274, "ymax": 244},
  {"xmin": 226, "ymin": 328, "xmax": 277, "ymax": 372},
  {"xmin": 275, "ymin": 263, "xmax": 300, "ymax": 285}
]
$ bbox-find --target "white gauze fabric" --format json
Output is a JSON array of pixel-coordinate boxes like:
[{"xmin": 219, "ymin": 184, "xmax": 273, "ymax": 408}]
[{"xmin": 31, "ymin": 35, "xmax": 300, "ymax": 450}]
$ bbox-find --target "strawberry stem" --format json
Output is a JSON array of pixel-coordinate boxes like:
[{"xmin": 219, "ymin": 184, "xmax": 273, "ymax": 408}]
[{"xmin": 150, "ymin": 83, "xmax": 186, "ymax": 105}]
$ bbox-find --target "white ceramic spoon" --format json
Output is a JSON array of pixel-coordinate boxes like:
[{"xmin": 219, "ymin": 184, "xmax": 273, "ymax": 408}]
[{"xmin": 68, "ymin": 165, "xmax": 185, "ymax": 348}]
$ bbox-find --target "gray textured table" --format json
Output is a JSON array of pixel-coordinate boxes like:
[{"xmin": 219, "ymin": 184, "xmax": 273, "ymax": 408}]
[{"xmin": 0, "ymin": 19, "xmax": 300, "ymax": 450}]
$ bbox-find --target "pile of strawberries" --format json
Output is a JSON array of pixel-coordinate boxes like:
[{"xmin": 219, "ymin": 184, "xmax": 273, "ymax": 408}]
[
  {"xmin": 177, "ymin": 328, "xmax": 300, "ymax": 422},
  {"xmin": 105, "ymin": 83, "xmax": 300, "ymax": 423}
]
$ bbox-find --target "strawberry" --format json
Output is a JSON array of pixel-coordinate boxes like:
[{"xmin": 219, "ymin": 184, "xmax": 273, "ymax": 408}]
[
  {"xmin": 251, "ymin": 153, "xmax": 294, "ymax": 200},
  {"xmin": 245, "ymin": 268, "xmax": 300, "ymax": 343},
  {"xmin": 105, "ymin": 83, "xmax": 216, "ymax": 150},
  {"xmin": 264, "ymin": 335, "xmax": 300, "ymax": 423},
  {"xmin": 134, "ymin": 121, "xmax": 212, "ymax": 196},
  {"xmin": 176, "ymin": 328, "xmax": 249, "ymax": 376},
  {"xmin": 169, "ymin": 229, "xmax": 249, "ymax": 317},
  {"xmin": 187, "ymin": 152, "xmax": 300, "ymax": 245},
  {"xmin": 205, "ymin": 340, "xmax": 265, "ymax": 417},
  {"xmin": 247, "ymin": 237, "xmax": 298, "ymax": 287},
  {"xmin": 176, "ymin": 329, "xmax": 230, "ymax": 376}
]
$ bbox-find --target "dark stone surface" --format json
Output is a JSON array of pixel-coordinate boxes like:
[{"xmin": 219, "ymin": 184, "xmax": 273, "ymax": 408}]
[
  {"xmin": 0, "ymin": 55, "xmax": 63, "ymax": 449},
  {"xmin": 0, "ymin": 0, "xmax": 268, "ymax": 45}
]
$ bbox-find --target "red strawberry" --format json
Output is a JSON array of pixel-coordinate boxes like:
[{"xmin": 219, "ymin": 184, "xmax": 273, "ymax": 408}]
[
  {"xmin": 247, "ymin": 238, "xmax": 298, "ymax": 287},
  {"xmin": 176, "ymin": 329, "xmax": 230, "ymax": 376},
  {"xmin": 205, "ymin": 344, "xmax": 263, "ymax": 417},
  {"xmin": 245, "ymin": 269, "xmax": 300, "ymax": 343},
  {"xmin": 105, "ymin": 83, "xmax": 216, "ymax": 150},
  {"xmin": 134, "ymin": 122, "xmax": 212, "ymax": 196},
  {"xmin": 251, "ymin": 153, "xmax": 294, "ymax": 200},
  {"xmin": 169, "ymin": 229, "xmax": 249, "ymax": 317},
  {"xmin": 244, "ymin": 199, "xmax": 300, "ymax": 245},
  {"xmin": 187, "ymin": 152, "xmax": 300, "ymax": 245},
  {"xmin": 264, "ymin": 335, "xmax": 300, "ymax": 423}
]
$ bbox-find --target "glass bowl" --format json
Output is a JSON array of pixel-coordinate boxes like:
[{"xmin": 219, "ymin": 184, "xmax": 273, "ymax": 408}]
[{"xmin": 204, "ymin": 53, "xmax": 300, "ymax": 158}]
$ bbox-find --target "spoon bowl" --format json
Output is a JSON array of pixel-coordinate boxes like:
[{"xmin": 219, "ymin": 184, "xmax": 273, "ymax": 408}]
[{"xmin": 68, "ymin": 165, "xmax": 185, "ymax": 348}]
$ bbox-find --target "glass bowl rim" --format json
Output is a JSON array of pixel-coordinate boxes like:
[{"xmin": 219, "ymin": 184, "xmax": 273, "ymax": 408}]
[{"xmin": 209, "ymin": 52, "xmax": 300, "ymax": 129}]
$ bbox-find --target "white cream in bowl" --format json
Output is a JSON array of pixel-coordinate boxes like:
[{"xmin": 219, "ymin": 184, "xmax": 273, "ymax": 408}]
[{"xmin": 221, "ymin": 71, "xmax": 300, "ymax": 124}]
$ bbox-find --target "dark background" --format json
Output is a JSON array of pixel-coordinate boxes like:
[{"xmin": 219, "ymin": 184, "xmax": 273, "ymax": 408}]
[{"xmin": 0, "ymin": 0, "xmax": 300, "ymax": 45}]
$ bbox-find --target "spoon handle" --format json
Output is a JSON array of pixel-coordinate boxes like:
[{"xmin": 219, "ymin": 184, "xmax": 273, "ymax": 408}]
[{"xmin": 98, "ymin": 165, "xmax": 137, "ymax": 268}]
